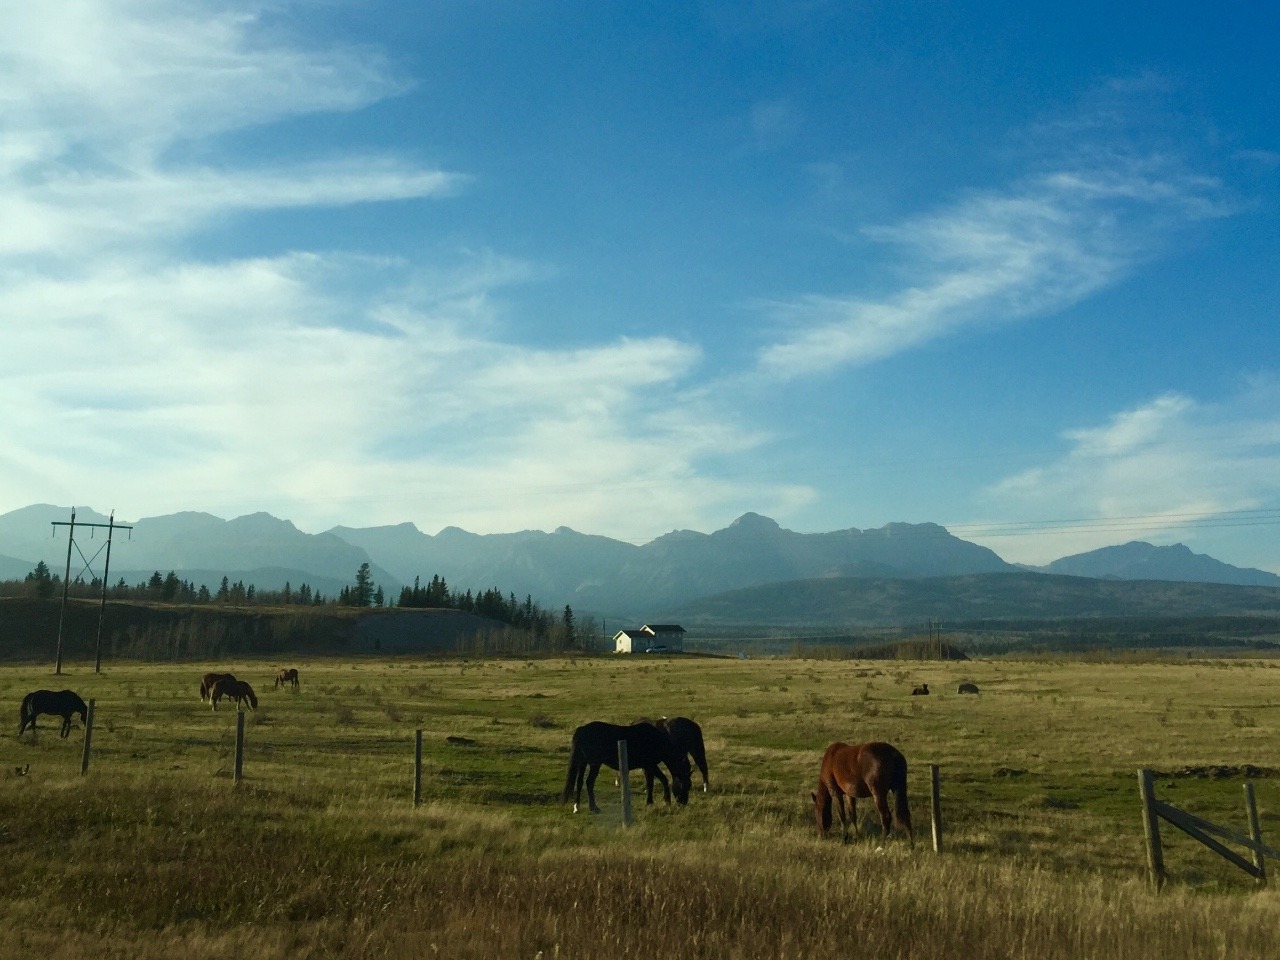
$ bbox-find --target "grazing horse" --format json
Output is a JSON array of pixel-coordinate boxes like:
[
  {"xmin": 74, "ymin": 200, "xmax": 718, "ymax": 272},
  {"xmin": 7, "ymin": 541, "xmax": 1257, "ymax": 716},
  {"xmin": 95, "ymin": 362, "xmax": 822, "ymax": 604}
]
[
  {"xmin": 812, "ymin": 741, "xmax": 913, "ymax": 843},
  {"xmin": 200, "ymin": 672, "xmax": 236, "ymax": 703},
  {"xmin": 655, "ymin": 717, "xmax": 710, "ymax": 792},
  {"xmin": 210, "ymin": 678, "xmax": 258, "ymax": 712},
  {"xmin": 911, "ymin": 683, "xmax": 930, "ymax": 696},
  {"xmin": 274, "ymin": 667, "xmax": 300, "ymax": 691},
  {"xmin": 563, "ymin": 721, "xmax": 692, "ymax": 814},
  {"xmin": 19, "ymin": 690, "xmax": 88, "ymax": 738},
  {"xmin": 957, "ymin": 682, "xmax": 980, "ymax": 695}
]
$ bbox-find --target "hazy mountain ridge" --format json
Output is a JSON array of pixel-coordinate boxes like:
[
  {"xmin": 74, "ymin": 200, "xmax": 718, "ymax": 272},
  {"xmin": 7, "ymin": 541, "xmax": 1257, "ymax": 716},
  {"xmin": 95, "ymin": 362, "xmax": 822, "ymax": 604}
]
[
  {"xmin": 1, "ymin": 504, "xmax": 1277, "ymax": 622},
  {"xmin": 1038, "ymin": 540, "xmax": 1280, "ymax": 587}
]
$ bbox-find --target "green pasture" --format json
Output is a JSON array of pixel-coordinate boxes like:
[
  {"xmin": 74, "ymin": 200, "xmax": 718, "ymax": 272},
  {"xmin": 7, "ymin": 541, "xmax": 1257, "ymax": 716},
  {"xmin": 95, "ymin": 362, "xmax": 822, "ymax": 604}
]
[{"xmin": 2, "ymin": 653, "xmax": 1279, "ymax": 958}]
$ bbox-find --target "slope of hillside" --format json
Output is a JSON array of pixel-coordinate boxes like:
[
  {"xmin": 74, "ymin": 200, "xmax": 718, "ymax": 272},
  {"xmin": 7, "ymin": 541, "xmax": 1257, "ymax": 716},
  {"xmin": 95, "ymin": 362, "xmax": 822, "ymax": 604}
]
[{"xmin": 666, "ymin": 572, "xmax": 1280, "ymax": 628}]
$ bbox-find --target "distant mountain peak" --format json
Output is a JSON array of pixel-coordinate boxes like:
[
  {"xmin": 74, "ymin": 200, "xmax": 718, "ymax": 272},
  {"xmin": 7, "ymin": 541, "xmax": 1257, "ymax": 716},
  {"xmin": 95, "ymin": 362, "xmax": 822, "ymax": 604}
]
[{"xmin": 726, "ymin": 512, "xmax": 782, "ymax": 532}]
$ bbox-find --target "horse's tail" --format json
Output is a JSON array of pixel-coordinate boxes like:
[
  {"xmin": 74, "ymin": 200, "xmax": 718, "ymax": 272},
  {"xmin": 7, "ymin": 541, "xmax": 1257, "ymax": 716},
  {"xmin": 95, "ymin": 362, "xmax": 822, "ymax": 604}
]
[
  {"xmin": 892, "ymin": 756, "xmax": 913, "ymax": 841},
  {"xmin": 561, "ymin": 732, "xmax": 584, "ymax": 804},
  {"xmin": 561, "ymin": 755, "xmax": 579, "ymax": 805},
  {"xmin": 18, "ymin": 693, "xmax": 33, "ymax": 734}
]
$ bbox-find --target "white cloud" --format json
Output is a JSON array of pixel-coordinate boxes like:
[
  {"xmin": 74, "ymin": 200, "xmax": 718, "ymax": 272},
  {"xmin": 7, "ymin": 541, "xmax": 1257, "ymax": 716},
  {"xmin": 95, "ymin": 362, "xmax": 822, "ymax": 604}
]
[
  {"xmin": 0, "ymin": 1, "xmax": 791, "ymax": 540},
  {"xmin": 965, "ymin": 385, "xmax": 1280, "ymax": 566},
  {"xmin": 756, "ymin": 151, "xmax": 1229, "ymax": 380}
]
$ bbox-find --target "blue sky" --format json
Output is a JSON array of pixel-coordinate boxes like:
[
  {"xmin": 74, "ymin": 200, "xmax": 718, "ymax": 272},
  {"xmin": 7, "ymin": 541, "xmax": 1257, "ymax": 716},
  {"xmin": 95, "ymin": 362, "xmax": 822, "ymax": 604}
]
[{"xmin": 2, "ymin": 0, "xmax": 1278, "ymax": 571}]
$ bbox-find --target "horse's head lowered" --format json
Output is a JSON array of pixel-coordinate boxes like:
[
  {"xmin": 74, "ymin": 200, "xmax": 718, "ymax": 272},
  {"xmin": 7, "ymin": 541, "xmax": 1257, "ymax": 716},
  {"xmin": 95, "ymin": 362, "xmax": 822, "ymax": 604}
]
[{"xmin": 666, "ymin": 750, "xmax": 693, "ymax": 805}]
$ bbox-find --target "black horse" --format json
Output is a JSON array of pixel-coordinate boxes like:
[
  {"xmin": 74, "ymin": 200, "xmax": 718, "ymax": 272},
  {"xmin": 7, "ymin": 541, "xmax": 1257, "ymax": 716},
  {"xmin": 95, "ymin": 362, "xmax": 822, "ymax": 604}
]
[
  {"xmin": 625, "ymin": 716, "xmax": 710, "ymax": 793},
  {"xmin": 655, "ymin": 716, "xmax": 710, "ymax": 792},
  {"xmin": 563, "ymin": 721, "xmax": 692, "ymax": 814},
  {"xmin": 19, "ymin": 690, "xmax": 88, "ymax": 738}
]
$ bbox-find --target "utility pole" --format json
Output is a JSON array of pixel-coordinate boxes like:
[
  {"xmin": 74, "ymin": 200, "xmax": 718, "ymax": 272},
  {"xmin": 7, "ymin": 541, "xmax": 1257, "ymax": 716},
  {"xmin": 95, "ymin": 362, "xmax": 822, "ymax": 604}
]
[{"xmin": 51, "ymin": 508, "xmax": 133, "ymax": 675}]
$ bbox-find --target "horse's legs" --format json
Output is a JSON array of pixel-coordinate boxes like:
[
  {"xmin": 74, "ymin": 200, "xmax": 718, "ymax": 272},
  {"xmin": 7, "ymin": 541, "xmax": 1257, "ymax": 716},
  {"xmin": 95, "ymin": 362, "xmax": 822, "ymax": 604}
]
[
  {"xmin": 872, "ymin": 789, "xmax": 894, "ymax": 838},
  {"xmin": 570, "ymin": 760, "xmax": 586, "ymax": 813},
  {"xmin": 585, "ymin": 763, "xmax": 602, "ymax": 814},
  {"xmin": 645, "ymin": 766, "xmax": 670, "ymax": 804},
  {"xmin": 839, "ymin": 793, "xmax": 859, "ymax": 842},
  {"xmin": 60, "ymin": 714, "xmax": 72, "ymax": 738}
]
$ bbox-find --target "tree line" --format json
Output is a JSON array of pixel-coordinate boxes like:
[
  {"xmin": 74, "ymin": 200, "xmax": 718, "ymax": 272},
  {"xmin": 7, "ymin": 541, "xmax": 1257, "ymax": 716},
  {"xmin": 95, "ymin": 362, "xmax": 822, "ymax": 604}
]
[{"xmin": 6, "ymin": 560, "xmax": 589, "ymax": 650}]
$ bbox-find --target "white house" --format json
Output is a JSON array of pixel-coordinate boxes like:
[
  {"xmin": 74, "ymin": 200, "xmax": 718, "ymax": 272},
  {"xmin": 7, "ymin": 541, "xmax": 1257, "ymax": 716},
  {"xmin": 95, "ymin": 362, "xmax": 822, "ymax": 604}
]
[{"xmin": 613, "ymin": 623, "xmax": 686, "ymax": 654}]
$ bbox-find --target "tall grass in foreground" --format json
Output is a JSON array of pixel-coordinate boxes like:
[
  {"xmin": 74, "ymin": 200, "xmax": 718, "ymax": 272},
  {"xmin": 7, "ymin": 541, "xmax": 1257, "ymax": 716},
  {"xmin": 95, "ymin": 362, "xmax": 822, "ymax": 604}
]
[{"xmin": 1, "ymin": 775, "xmax": 1277, "ymax": 960}]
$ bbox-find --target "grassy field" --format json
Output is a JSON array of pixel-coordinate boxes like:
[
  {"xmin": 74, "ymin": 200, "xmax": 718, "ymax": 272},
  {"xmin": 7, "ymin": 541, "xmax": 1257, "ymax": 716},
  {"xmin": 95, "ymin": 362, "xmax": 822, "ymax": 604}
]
[{"xmin": 2, "ymin": 652, "xmax": 1279, "ymax": 959}]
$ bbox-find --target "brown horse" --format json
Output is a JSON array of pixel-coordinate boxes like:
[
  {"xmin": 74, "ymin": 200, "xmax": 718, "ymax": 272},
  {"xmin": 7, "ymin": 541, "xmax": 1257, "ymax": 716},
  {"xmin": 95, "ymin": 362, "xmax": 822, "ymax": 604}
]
[
  {"xmin": 812, "ymin": 741, "xmax": 913, "ymax": 843},
  {"xmin": 274, "ymin": 668, "xmax": 300, "ymax": 690},
  {"xmin": 200, "ymin": 672, "xmax": 236, "ymax": 703},
  {"xmin": 210, "ymin": 678, "xmax": 258, "ymax": 712}
]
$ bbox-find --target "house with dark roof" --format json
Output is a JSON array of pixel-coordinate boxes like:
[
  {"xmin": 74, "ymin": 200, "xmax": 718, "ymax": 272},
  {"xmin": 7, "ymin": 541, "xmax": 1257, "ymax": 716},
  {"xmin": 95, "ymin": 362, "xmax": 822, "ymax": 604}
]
[{"xmin": 613, "ymin": 623, "xmax": 686, "ymax": 654}]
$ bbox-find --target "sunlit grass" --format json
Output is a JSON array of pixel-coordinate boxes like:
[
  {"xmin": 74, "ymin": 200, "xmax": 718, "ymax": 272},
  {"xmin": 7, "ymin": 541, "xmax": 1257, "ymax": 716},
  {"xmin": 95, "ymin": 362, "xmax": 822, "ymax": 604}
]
[{"xmin": 1, "ymin": 654, "xmax": 1278, "ymax": 957}]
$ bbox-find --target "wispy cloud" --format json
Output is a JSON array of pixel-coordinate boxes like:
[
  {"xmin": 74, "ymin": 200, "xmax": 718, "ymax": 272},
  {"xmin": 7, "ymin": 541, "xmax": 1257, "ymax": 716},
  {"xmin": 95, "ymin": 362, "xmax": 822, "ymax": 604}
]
[
  {"xmin": 757, "ymin": 137, "xmax": 1230, "ymax": 380},
  {"xmin": 966, "ymin": 382, "xmax": 1280, "ymax": 565},
  {"xmin": 0, "ymin": 2, "xmax": 795, "ymax": 539}
]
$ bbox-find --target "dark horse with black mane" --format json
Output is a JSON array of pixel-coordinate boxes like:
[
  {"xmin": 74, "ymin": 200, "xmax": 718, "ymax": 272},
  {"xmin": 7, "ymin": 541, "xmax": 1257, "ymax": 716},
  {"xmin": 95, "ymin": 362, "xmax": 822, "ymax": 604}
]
[
  {"xmin": 647, "ymin": 717, "xmax": 710, "ymax": 792},
  {"xmin": 812, "ymin": 741, "xmax": 913, "ymax": 843},
  {"xmin": 19, "ymin": 690, "xmax": 88, "ymax": 738},
  {"xmin": 563, "ymin": 721, "xmax": 692, "ymax": 814}
]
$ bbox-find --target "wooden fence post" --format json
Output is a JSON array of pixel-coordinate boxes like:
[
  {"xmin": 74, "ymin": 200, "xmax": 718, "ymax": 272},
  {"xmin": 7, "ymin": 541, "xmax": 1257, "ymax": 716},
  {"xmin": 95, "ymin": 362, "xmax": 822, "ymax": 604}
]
[
  {"xmin": 929, "ymin": 763, "xmax": 942, "ymax": 853},
  {"xmin": 618, "ymin": 739, "xmax": 633, "ymax": 827},
  {"xmin": 1244, "ymin": 782, "xmax": 1267, "ymax": 887},
  {"xmin": 1138, "ymin": 769, "xmax": 1165, "ymax": 890},
  {"xmin": 414, "ymin": 730, "xmax": 424, "ymax": 807},
  {"xmin": 79, "ymin": 699, "xmax": 95, "ymax": 775},
  {"xmin": 234, "ymin": 711, "xmax": 245, "ymax": 784}
]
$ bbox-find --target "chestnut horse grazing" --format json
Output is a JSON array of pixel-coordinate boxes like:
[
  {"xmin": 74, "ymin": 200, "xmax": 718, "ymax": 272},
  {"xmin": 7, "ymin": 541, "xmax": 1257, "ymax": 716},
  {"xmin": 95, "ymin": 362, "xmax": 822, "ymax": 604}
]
[
  {"xmin": 200, "ymin": 672, "xmax": 236, "ymax": 703},
  {"xmin": 274, "ymin": 668, "xmax": 300, "ymax": 690},
  {"xmin": 812, "ymin": 741, "xmax": 913, "ymax": 843},
  {"xmin": 210, "ymin": 678, "xmax": 258, "ymax": 712},
  {"xmin": 19, "ymin": 690, "xmax": 88, "ymax": 738}
]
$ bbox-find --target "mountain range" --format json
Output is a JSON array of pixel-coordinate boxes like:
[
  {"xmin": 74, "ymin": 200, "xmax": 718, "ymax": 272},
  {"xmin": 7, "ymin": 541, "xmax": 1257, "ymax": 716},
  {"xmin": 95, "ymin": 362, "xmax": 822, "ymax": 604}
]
[{"xmin": 2, "ymin": 504, "xmax": 1278, "ymax": 625}]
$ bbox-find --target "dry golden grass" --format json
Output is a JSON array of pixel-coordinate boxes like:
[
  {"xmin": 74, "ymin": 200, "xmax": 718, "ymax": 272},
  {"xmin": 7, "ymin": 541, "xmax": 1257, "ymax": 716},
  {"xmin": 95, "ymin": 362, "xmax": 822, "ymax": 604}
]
[{"xmin": 1, "ymin": 653, "xmax": 1278, "ymax": 958}]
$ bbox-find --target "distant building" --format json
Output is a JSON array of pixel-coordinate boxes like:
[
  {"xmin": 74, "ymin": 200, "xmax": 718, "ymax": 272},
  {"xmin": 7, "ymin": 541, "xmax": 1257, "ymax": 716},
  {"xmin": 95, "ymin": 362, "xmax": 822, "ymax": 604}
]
[{"xmin": 613, "ymin": 623, "xmax": 686, "ymax": 654}]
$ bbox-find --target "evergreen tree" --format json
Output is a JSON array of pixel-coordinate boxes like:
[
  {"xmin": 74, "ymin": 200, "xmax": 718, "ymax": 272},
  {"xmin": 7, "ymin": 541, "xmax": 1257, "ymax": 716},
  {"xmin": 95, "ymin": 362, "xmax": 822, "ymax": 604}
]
[
  {"xmin": 25, "ymin": 561, "xmax": 55, "ymax": 599},
  {"xmin": 353, "ymin": 562, "xmax": 374, "ymax": 608}
]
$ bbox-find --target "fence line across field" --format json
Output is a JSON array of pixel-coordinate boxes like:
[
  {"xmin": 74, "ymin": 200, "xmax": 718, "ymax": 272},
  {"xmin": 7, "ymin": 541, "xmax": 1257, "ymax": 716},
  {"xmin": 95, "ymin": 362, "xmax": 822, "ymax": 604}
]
[{"xmin": 59, "ymin": 701, "xmax": 1280, "ymax": 891}]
